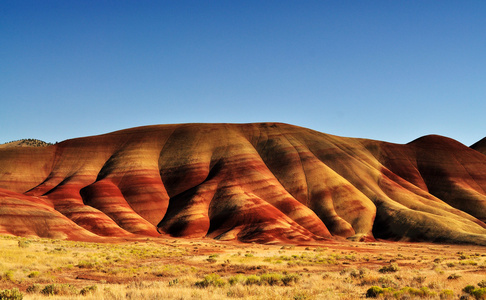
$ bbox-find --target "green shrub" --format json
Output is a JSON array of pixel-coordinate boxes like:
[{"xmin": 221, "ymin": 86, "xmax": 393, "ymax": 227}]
[
  {"xmin": 228, "ymin": 275, "xmax": 245, "ymax": 286},
  {"xmin": 77, "ymin": 260, "xmax": 96, "ymax": 268},
  {"xmin": 195, "ymin": 274, "xmax": 225, "ymax": 288},
  {"xmin": 408, "ymin": 287, "xmax": 426, "ymax": 297},
  {"xmin": 479, "ymin": 280, "xmax": 486, "ymax": 288},
  {"xmin": 282, "ymin": 273, "xmax": 300, "ymax": 286},
  {"xmin": 26, "ymin": 284, "xmax": 41, "ymax": 294},
  {"xmin": 0, "ymin": 288, "xmax": 23, "ymax": 300},
  {"xmin": 206, "ymin": 254, "xmax": 218, "ymax": 263},
  {"xmin": 80, "ymin": 285, "xmax": 97, "ymax": 296},
  {"xmin": 27, "ymin": 271, "xmax": 40, "ymax": 278},
  {"xmin": 366, "ymin": 286, "xmax": 401, "ymax": 298},
  {"xmin": 463, "ymin": 286, "xmax": 486, "ymax": 299},
  {"xmin": 245, "ymin": 274, "xmax": 261, "ymax": 286},
  {"xmin": 420, "ymin": 286, "xmax": 435, "ymax": 296},
  {"xmin": 350, "ymin": 268, "xmax": 368, "ymax": 279},
  {"xmin": 439, "ymin": 289, "xmax": 454, "ymax": 299},
  {"xmin": 260, "ymin": 273, "xmax": 283, "ymax": 286},
  {"xmin": 366, "ymin": 286, "xmax": 383, "ymax": 298},
  {"xmin": 396, "ymin": 286, "xmax": 435, "ymax": 298},
  {"xmin": 2, "ymin": 270, "xmax": 15, "ymax": 282},
  {"xmin": 378, "ymin": 263, "xmax": 399, "ymax": 273},
  {"xmin": 40, "ymin": 284, "xmax": 77, "ymax": 296},
  {"xmin": 447, "ymin": 273, "xmax": 461, "ymax": 280},
  {"xmin": 471, "ymin": 288, "xmax": 486, "ymax": 299},
  {"xmin": 40, "ymin": 285, "xmax": 55, "ymax": 295}
]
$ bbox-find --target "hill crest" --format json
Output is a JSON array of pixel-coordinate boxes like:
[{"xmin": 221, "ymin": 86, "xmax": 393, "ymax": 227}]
[{"xmin": 0, "ymin": 139, "xmax": 52, "ymax": 149}]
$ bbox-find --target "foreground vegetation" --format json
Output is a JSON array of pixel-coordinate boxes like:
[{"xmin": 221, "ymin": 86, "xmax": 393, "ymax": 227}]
[{"xmin": 0, "ymin": 235, "xmax": 485, "ymax": 299}]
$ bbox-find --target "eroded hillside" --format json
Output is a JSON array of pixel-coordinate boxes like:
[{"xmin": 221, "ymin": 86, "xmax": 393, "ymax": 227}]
[{"xmin": 0, "ymin": 123, "xmax": 485, "ymax": 245}]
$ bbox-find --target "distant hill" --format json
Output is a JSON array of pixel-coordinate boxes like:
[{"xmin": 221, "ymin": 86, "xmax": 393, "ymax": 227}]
[
  {"xmin": 0, "ymin": 139, "xmax": 52, "ymax": 149},
  {"xmin": 0, "ymin": 123, "xmax": 485, "ymax": 245},
  {"xmin": 471, "ymin": 137, "xmax": 486, "ymax": 155}
]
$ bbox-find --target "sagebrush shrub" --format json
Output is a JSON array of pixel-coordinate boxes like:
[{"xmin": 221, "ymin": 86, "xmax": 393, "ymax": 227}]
[{"xmin": 0, "ymin": 288, "xmax": 23, "ymax": 300}]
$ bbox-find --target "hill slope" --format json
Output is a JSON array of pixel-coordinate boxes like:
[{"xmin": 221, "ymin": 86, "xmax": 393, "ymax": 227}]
[{"xmin": 0, "ymin": 123, "xmax": 485, "ymax": 245}]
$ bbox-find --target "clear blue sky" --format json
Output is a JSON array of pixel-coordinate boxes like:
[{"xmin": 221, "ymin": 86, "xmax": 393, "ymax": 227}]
[{"xmin": 1, "ymin": 1, "xmax": 485, "ymax": 146}]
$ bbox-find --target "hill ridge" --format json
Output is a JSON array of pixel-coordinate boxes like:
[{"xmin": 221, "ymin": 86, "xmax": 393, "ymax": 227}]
[
  {"xmin": 471, "ymin": 137, "xmax": 486, "ymax": 155},
  {"xmin": 0, "ymin": 138, "xmax": 52, "ymax": 148}
]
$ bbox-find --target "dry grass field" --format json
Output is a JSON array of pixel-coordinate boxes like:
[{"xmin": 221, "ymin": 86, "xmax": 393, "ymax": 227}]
[{"xmin": 0, "ymin": 235, "xmax": 485, "ymax": 299}]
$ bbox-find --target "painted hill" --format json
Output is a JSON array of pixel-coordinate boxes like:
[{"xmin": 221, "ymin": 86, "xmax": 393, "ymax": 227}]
[{"xmin": 0, "ymin": 123, "xmax": 485, "ymax": 245}]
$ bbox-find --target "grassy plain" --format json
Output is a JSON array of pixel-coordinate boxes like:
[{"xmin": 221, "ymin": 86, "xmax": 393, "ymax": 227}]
[{"xmin": 0, "ymin": 235, "xmax": 485, "ymax": 299}]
